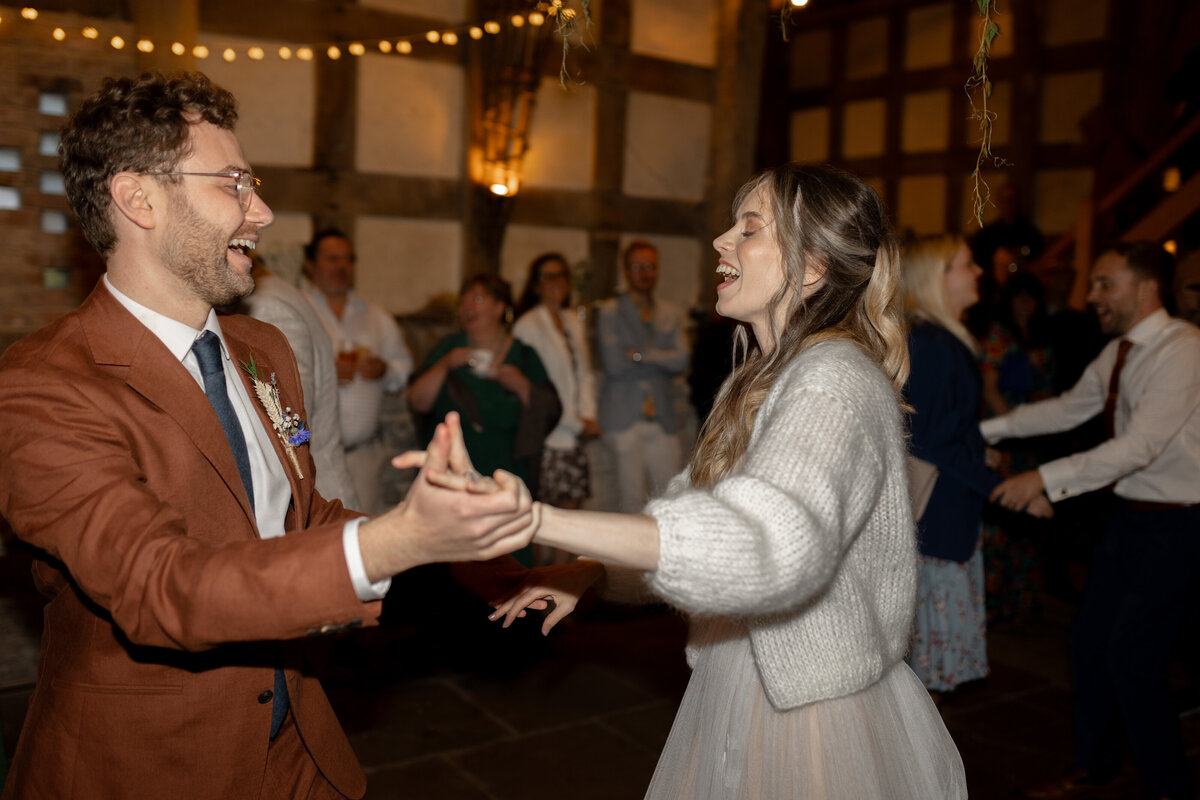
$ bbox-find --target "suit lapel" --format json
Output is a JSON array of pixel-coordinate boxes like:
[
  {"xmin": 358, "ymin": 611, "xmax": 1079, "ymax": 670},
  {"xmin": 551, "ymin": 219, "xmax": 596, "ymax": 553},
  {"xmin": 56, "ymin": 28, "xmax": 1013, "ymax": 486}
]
[
  {"xmin": 80, "ymin": 286, "xmax": 258, "ymax": 526},
  {"xmin": 223, "ymin": 330, "xmax": 307, "ymax": 529}
]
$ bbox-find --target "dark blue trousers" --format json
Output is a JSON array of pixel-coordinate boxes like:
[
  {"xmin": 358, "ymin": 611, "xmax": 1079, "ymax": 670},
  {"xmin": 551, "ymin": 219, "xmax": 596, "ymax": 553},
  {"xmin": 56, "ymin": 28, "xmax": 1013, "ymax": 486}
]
[{"xmin": 1069, "ymin": 500, "xmax": 1200, "ymax": 799}]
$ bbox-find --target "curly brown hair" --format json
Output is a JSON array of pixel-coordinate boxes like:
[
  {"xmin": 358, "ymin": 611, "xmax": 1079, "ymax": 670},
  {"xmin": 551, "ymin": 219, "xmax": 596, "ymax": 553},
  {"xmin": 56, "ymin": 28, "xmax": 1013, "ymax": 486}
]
[{"xmin": 59, "ymin": 72, "xmax": 239, "ymax": 256}]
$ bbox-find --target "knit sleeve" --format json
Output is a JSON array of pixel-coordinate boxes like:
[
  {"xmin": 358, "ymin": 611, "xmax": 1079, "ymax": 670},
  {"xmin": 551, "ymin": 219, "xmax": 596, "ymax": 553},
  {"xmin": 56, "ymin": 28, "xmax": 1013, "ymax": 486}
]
[{"xmin": 645, "ymin": 358, "xmax": 890, "ymax": 617}]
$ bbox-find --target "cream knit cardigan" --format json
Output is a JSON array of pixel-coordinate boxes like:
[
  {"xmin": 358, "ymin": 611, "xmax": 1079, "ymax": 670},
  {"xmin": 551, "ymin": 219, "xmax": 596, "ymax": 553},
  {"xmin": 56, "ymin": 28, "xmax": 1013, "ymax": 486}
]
[{"xmin": 603, "ymin": 338, "xmax": 917, "ymax": 711}]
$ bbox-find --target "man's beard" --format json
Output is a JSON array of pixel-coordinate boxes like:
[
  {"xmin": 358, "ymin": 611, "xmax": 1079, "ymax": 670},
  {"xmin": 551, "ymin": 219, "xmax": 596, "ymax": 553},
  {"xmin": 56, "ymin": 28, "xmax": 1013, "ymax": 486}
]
[{"xmin": 160, "ymin": 193, "xmax": 254, "ymax": 309}]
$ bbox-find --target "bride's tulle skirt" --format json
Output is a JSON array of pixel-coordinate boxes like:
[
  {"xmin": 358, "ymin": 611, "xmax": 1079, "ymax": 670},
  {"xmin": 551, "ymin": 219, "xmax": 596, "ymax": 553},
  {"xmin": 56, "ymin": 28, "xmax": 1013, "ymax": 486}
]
[{"xmin": 645, "ymin": 619, "xmax": 967, "ymax": 799}]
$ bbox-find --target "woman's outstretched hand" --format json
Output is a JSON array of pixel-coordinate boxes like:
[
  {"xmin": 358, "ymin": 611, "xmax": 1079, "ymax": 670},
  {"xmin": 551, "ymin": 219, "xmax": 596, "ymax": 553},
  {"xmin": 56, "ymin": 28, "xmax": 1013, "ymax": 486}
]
[
  {"xmin": 489, "ymin": 560, "xmax": 607, "ymax": 635},
  {"xmin": 393, "ymin": 411, "xmax": 499, "ymax": 493}
]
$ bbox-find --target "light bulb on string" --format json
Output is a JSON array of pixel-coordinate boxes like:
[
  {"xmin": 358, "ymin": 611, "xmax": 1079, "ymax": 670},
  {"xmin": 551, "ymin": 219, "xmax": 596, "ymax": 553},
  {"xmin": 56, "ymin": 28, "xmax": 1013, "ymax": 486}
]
[
  {"xmin": 327, "ymin": 45, "xmax": 341, "ymax": 60},
  {"xmin": 82, "ymin": 26, "xmax": 98, "ymax": 39},
  {"xmin": 52, "ymin": 28, "xmax": 66, "ymax": 41},
  {"xmin": 397, "ymin": 41, "xmax": 413, "ymax": 54},
  {"xmin": 279, "ymin": 46, "xmax": 293, "ymax": 59},
  {"xmin": 443, "ymin": 32, "xmax": 458, "ymax": 45},
  {"xmin": 222, "ymin": 48, "xmax": 236, "ymax": 62},
  {"xmin": 171, "ymin": 42, "xmax": 186, "ymax": 55},
  {"xmin": 378, "ymin": 40, "xmax": 393, "ymax": 53},
  {"xmin": 484, "ymin": 21, "xmax": 501, "ymax": 34},
  {"xmin": 193, "ymin": 44, "xmax": 209, "ymax": 58},
  {"xmin": 248, "ymin": 46, "xmax": 264, "ymax": 60},
  {"xmin": 425, "ymin": 30, "xmax": 440, "ymax": 43},
  {"xmin": 136, "ymin": 39, "xmax": 153, "ymax": 53},
  {"xmin": 110, "ymin": 36, "xmax": 124, "ymax": 50},
  {"xmin": 348, "ymin": 42, "xmax": 365, "ymax": 56},
  {"xmin": 469, "ymin": 27, "xmax": 483, "ymax": 39},
  {"xmin": 21, "ymin": 8, "xmax": 38, "ymax": 20},
  {"xmin": 297, "ymin": 46, "xmax": 313, "ymax": 60}
]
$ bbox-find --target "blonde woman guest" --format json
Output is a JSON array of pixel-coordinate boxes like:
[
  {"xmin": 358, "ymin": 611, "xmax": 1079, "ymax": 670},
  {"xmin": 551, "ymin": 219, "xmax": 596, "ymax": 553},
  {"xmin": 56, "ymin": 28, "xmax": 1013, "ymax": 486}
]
[
  {"xmin": 513, "ymin": 253, "xmax": 600, "ymax": 512},
  {"xmin": 477, "ymin": 164, "xmax": 968, "ymax": 798},
  {"xmin": 900, "ymin": 235, "xmax": 1052, "ymax": 696}
]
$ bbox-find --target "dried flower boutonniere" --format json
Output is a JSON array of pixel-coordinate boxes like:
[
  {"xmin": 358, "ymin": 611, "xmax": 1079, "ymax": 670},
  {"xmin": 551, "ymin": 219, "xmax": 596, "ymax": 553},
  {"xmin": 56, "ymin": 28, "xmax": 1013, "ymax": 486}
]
[{"xmin": 240, "ymin": 355, "xmax": 310, "ymax": 480}]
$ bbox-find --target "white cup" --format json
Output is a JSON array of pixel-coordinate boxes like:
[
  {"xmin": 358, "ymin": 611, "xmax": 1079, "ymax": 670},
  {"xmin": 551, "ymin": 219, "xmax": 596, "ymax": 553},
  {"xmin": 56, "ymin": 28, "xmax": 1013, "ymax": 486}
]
[{"xmin": 467, "ymin": 348, "xmax": 493, "ymax": 376}]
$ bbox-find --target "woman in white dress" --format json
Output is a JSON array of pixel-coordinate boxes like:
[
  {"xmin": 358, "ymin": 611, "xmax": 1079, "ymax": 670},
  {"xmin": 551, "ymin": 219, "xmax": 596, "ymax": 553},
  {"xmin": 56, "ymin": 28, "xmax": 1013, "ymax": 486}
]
[
  {"xmin": 475, "ymin": 164, "xmax": 966, "ymax": 798},
  {"xmin": 512, "ymin": 253, "xmax": 600, "ymax": 513}
]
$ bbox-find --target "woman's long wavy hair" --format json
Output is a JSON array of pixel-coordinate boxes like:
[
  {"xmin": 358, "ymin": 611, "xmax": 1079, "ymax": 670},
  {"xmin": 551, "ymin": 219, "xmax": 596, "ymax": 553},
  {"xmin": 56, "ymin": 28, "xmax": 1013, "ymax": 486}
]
[
  {"xmin": 689, "ymin": 164, "xmax": 908, "ymax": 488},
  {"xmin": 900, "ymin": 234, "xmax": 978, "ymax": 353}
]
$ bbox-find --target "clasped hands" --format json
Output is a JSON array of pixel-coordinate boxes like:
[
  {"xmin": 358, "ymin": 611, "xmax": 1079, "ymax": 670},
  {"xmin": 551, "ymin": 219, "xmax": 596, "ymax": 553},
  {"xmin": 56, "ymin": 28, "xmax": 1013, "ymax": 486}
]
[
  {"xmin": 382, "ymin": 412, "xmax": 602, "ymax": 634},
  {"xmin": 990, "ymin": 469, "xmax": 1055, "ymax": 519}
]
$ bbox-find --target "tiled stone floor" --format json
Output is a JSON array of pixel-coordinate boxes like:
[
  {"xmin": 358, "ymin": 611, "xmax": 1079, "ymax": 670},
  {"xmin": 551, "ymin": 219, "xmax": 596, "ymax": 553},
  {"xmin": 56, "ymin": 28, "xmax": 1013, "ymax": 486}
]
[{"xmin": 3, "ymin": 561, "xmax": 1200, "ymax": 799}]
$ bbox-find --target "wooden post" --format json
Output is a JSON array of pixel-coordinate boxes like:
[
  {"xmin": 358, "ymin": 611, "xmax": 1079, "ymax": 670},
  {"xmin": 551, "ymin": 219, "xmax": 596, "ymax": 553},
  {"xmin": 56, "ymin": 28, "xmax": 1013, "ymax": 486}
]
[
  {"xmin": 1070, "ymin": 198, "xmax": 1094, "ymax": 310},
  {"xmin": 704, "ymin": 0, "xmax": 768, "ymax": 305}
]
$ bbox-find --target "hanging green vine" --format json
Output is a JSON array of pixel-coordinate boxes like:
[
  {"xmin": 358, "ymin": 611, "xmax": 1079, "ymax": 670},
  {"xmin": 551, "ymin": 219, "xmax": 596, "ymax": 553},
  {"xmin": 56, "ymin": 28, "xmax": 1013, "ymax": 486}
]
[{"xmin": 966, "ymin": 0, "xmax": 1010, "ymax": 227}]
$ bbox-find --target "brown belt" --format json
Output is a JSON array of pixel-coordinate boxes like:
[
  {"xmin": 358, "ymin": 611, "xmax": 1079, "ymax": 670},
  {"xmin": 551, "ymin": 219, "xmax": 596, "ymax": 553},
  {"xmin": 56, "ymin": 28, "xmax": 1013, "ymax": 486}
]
[{"xmin": 1124, "ymin": 499, "xmax": 1199, "ymax": 512}]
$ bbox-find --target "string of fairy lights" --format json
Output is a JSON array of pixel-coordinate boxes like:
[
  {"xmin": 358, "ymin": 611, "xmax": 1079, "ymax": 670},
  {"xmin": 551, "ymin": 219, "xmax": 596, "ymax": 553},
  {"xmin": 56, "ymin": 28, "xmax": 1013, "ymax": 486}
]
[{"xmin": 0, "ymin": 4, "xmax": 578, "ymax": 63}]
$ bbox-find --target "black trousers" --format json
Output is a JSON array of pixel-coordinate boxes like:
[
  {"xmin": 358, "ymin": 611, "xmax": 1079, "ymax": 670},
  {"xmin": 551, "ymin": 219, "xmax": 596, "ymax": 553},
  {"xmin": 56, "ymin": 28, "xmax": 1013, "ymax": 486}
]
[{"xmin": 1070, "ymin": 500, "xmax": 1200, "ymax": 799}]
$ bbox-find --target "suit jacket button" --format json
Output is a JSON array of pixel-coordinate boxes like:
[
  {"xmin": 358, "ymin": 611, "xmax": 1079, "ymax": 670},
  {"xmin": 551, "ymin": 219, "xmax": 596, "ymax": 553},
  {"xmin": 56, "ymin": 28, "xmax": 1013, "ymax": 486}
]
[{"xmin": 258, "ymin": 690, "xmax": 274, "ymax": 704}]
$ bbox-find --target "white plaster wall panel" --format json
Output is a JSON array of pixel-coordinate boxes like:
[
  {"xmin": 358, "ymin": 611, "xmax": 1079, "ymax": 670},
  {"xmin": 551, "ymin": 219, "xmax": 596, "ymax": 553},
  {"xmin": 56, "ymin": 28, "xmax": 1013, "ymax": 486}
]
[
  {"xmin": 499, "ymin": 225, "xmax": 590, "ymax": 299},
  {"xmin": 357, "ymin": 0, "xmax": 467, "ymax": 21},
  {"xmin": 622, "ymin": 92, "xmax": 710, "ymax": 202},
  {"xmin": 357, "ymin": 54, "xmax": 463, "ymax": 178},
  {"xmin": 846, "ymin": 17, "xmax": 888, "ymax": 79},
  {"xmin": 1043, "ymin": 0, "xmax": 1108, "ymax": 46},
  {"xmin": 200, "ymin": 34, "xmax": 315, "ymax": 168},
  {"xmin": 790, "ymin": 107, "xmax": 831, "ymax": 163},
  {"xmin": 897, "ymin": 174, "xmax": 947, "ymax": 236},
  {"xmin": 356, "ymin": 216, "xmax": 463, "ymax": 315},
  {"xmin": 905, "ymin": 3, "xmax": 953, "ymax": 70},
  {"xmin": 1039, "ymin": 70, "xmax": 1103, "ymax": 145},
  {"xmin": 522, "ymin": 80, "xmax": 596, "ymax": 191},
  {"xmin": 790, "ymin": 29, "xmax": 832, "ymax": 91},
  {"xmin": 615, "ymin": 233, "xmax": 703, "ymax": 314},
  {"xmin": 902, "ymin": 90, "xmax": 950, "ymax": 153},
  {"xmin": 259, "ymin": 211, "xmax": 314, "ymax": 285},
  {"xmin": 1034, "ymin": 169, "xmax": 1094, "ymax": 234},
  {"xmin": 630, "ymin": 0, "xmax": 717, "ymax": 67},
  {"xmin": 842, "ymin": 99, "xmax": 886, "ymax": 159}
]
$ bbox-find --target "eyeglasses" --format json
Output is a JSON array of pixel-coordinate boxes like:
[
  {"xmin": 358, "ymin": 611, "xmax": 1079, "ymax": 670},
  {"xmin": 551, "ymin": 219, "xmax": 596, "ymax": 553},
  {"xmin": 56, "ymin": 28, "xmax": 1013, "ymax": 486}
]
[
  {"xmin": 147, "ymin": 170, "xmax": 262, "ymax": 210},
  {"xmin": 627, "ymin": 261, "xmax": 658, "ymax": 273}
]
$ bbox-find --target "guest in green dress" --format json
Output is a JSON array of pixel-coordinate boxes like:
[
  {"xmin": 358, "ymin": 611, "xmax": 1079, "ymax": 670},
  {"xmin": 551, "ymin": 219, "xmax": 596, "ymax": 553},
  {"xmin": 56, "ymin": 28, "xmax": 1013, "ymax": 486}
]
[{"xmin": 408, "ymin": 273, "xmax": 555, "ymax": 492}]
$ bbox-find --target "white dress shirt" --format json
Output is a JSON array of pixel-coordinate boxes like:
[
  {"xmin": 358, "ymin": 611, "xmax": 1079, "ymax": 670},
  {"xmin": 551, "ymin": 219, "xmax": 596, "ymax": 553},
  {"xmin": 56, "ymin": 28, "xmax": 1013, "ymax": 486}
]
[
  {"xmin": 305, "ymin": 287, "xmax": 413, "ymax": 448},
  {"xmin": 980, "ymin": 308, "xmax": 1200, "ymax": 503},
  {"xmin": 104, "ymin": 275, "xmax": 388, "ymax": 600}
]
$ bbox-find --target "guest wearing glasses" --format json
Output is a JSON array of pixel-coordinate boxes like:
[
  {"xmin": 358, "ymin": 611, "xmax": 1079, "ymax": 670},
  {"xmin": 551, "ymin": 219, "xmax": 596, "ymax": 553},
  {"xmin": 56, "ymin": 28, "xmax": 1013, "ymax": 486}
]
[{"xmin": 596, "ymin": 240, "xmax": 689, "ymax": 513}]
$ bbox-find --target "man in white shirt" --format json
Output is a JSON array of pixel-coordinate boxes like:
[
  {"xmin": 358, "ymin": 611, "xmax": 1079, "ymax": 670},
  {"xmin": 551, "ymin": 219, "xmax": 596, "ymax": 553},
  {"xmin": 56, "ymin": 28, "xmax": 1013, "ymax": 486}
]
[
  {"xmin": 984, "ymin": 242, "xmax": 1200, "ymax": 800},
  {"xmin": 0, "ymin": 72, "xmax": 534, "ymax": 800},
  {"xmin": 303, "ymin": 229, "xmax": 413, "ymax": 513},
  {"xmin": 242, "ymin": 256, "xmax": 361, "ymax": 509}
]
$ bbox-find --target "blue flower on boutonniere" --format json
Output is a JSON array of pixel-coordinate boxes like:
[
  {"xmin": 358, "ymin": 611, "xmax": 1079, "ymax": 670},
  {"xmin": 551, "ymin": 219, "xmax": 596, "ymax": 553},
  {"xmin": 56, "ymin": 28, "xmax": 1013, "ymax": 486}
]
[{"xmin": 239, "ymin": 355, "xmax": 309, "ymax": 481}]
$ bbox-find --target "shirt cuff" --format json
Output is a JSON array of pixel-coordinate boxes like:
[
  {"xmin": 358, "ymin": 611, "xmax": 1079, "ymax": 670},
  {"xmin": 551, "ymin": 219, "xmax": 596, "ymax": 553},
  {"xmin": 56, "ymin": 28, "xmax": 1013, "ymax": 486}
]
[
  {"xmin": 1038, "ymin": 460, "xmax": 1075, "ymax": 503},
  {"xmin": 980, "ymin": 417, "xmax": 1007, "ymax": 444},
  {"xmin": 342, "ymin": 516, "xmax": 391, "ymax": 601}
]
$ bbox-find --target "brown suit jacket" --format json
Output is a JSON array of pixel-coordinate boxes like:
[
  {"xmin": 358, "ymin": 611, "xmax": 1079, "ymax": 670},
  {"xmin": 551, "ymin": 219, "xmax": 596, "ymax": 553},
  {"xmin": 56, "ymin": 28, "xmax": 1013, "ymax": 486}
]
[{"xmin": 0, "ymin": 283, "xmax": 383, "ymax": 800}]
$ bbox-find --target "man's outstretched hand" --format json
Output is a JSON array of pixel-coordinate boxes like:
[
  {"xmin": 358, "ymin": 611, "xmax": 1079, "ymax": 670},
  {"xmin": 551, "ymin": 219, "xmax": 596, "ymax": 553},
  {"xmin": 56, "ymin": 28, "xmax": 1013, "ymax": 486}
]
[{"xmin": 359, "ymin": 415, "xmax": 539, "ymax": 581}]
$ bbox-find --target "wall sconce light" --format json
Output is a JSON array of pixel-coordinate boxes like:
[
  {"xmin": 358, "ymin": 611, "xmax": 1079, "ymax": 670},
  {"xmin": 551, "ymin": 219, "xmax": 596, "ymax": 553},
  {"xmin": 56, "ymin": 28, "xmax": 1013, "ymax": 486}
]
[{"xmin": 484, "ymin": 160, "xmax": 521, "ymax": 196}]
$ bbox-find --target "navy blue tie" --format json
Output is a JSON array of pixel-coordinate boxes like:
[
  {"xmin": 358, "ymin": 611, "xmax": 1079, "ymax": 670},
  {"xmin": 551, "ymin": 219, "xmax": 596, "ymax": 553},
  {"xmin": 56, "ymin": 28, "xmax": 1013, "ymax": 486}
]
[{"xmin": 191, "ymin": 331, "xmax": 290, "ymax": 739}]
